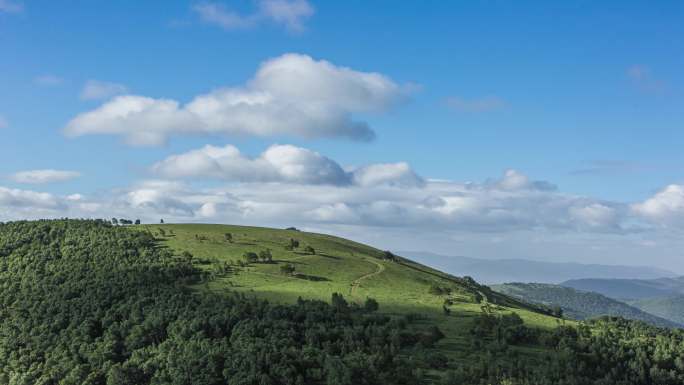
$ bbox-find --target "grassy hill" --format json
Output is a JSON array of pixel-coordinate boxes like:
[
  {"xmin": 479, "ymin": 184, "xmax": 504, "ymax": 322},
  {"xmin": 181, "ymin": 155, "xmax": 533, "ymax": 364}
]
[
  {"xmin": 491, "ymin": 282, "xmax": 681, "ymax": 328},
  {"xmin": 144, "ymin": 223, "xmax": 563, "ymax": 361}
]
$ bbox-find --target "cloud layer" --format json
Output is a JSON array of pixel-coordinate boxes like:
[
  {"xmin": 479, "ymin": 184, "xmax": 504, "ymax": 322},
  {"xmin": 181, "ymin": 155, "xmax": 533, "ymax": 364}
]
[
  {"xmin": 10, "ymin": 169, "xmax": 81, "ymax": 184},
  {"xmin": 64, "ymin": 53, "xmax": 407, "ymax": 145}
]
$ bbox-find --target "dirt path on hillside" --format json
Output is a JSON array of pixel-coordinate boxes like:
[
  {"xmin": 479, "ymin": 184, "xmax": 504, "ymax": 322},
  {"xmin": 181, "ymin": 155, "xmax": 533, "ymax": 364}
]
[{"xmin": 350, "ymin": 258, "xmax": 385, "ymax": 297}]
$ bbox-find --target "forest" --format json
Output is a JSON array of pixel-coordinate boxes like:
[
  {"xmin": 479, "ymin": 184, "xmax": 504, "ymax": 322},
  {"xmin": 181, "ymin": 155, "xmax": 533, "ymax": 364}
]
[{"xmin": 0, "ymin": 220, "xmax": 683, "ymax": 385}]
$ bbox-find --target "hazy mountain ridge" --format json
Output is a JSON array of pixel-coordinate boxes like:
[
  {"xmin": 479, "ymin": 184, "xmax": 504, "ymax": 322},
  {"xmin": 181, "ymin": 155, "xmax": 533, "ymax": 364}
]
[
  {"xmin": 561, "ymin": 277, "xmax": 684, "ymax": 300},
  {"xmin": 491, "ymin": 282, "xmax": 681, "ymax": 329},
  {"xmin": 629, "ymin": 295, "xmax": 684, "ymax": 326},
  {"xmin": 560, "ymin": 277, "xmax": 684, "ymax": 327},
  {"xmin": 399, "ymin": 251, "xmax": 677, "ymax": 284}
]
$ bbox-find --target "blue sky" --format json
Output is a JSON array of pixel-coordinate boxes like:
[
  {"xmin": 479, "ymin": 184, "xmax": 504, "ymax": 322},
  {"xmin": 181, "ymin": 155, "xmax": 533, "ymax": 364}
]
[{"xmin": 2, "ymin": 1, "xmax": 684, "ymax": 271}]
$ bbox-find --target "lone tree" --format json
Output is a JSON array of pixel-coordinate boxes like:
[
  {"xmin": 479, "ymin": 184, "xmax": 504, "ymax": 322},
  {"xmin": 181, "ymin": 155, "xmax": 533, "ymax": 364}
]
[
  {"xmin": 304, "ymin": 246, "xmax": 316, "ymax": 255},
  {"xmin": 242, "ymin": 252, "xmax": 258, "ymax": 264},
  {"xmin": 279, "ymin": 263, "xmax": 296, "ymax": 276},
  {"xmin": 285, "ymin": 238, "xmax": 300, "ymax": 251},
  {"xmin": 135, "ymin": 219, "xmax": 141, "ymax": 225},
  {"xmin": 331, "ymin": 293, "xmax": 348, "ymax": 311},
  {"xmin": 382, "ymin": 251, "xmax": 396, "ymax": 261},
  {"xmin": 224, "ymin": 233, "xmax": 233, "ymax": 243},
  {"xmin": 259, "ymin": 249, "xmax": 273, "ymax": 263},
  {"xmin": 364, "ymin": 297, "xmax": 379, "ymax": 313},
  {"xmin": 160, "ymin": 219, "xmax": 164, "ymax": 224}
]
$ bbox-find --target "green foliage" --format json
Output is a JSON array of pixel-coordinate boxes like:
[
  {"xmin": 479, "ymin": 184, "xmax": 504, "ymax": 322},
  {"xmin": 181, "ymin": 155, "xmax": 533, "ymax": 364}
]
[
  {"xmin": 0, "ymin": 219, "xmax": 431, "ymax": 385},
  {"xmin": 258, "ymin": 248, "xmax": 273, "ymax": 263},
  {"xmin": 279, "ymin": 263, "xmax": 296, "ymax": 275},
  {"xmin": 242, "ymin": 251, "xmax": 258, "ymax": 263},
  {"xmin": 429, "ymin": 284, "xmax": 452, "ymax": 296}
]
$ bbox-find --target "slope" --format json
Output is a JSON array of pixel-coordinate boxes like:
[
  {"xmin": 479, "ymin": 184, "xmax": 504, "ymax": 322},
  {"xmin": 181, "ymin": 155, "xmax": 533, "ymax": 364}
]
[{"xmin": 144, "ymin": 223, "xmax": 565, "ymax": 361}]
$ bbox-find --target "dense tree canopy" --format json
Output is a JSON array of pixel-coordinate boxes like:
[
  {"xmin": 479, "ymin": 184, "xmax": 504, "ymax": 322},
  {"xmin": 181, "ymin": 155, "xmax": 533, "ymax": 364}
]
[{"xmin": 0, "ymin": 220, "xmax": 425, "ymax": 385}]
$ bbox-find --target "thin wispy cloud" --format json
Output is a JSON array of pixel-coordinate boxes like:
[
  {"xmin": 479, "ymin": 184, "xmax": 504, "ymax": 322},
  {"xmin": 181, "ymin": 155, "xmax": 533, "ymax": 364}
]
[
  {"xmin": 0, "ymin": 0, "xmax": 23, "ymax": 13},
  {"xmin": 34, "ymin": 75, "xmax": 64, "ymax": 87},
  {"xmin": 444, "ymin": 96, "xmax": 507, "ymax": 112},
  {"xmin": 193, "ymin": 0, "xmax": 314, "ymax": 32},
  {"xmin": 80, "ymin": 80, "xmax": 129, "ymax": 101},
  {"xmin": 627, "ymin": 65, "xmax": 666, "ymax": 94},
  {"xmin": 10, "ymin": 169, "xmax": 81, "ymax": 184}
]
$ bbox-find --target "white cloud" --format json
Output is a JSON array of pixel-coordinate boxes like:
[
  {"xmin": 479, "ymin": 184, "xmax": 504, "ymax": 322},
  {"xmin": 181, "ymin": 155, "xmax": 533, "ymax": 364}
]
[
  {"xmin": 352, "ymin": 162, "xmax": 424, "ymax": 187},
  {"xmin": 64, "ymin": 53, "xmax": 408, "ymax": 145},
  {"xmin": 193, "ymin": 0, "xmax": 314, "ymax": 32},
  {"xmin": 80, "ymin": 80, "xmax": 129, "ymax": 100},
  {"xmin": 445, "ymin": 96, "xmax": 507, "ymax": 112},
  {"xmin": 633, "ymin": 184, "xmax": 684, "ymax": 227},
  {"xmin": 152, "ymin": 143, "xmax": 423, "ymax": 187},
  {"xmin": 0, "ymin": 0, "xmax": 23, "ymax": 13},
  {"xmin": 34, "ymin": 75, "xmax": 64, "ymax": 87},
  {"xmin": 488, "ymin": 169, "xmax": 557, "ymax": 191},
  {"xmin": 10, "ymin": 169, "xmax": 81, "ymax": 184}
]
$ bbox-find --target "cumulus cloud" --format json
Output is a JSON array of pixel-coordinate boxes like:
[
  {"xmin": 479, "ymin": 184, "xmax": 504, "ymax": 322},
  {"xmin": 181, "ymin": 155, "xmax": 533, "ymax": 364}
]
[
  {"xmin": 633, "ymin": 184, "xmax": 684, "ymax": 227},
  {"xmin": 64, "ymin": 53, "xmax": 407, "ymax": 145},
  {"xmin": 34, "ymin": 75, "xmax": 64, "ymax": 87},
  {"xmin": 0, "ymin": 0, "xmax": 23, "ymax": 13},
  {"xmin": 10, "ymin": 169, "xmax": 81, "ymax": 184},
  {"xmin": 80, "ymin": 80, "xmax": 129, "ymax": 100},
  {"xmin": 444, "ymin": 96, "xmax": 507, "ymax": 112},
  {"xmin": 487, "ymin": 169, "xmax": 557, "ymax": 191},
  {"xmin": 193, "ymin": 0, "xmax": 314, "ymax": 32},
  {"xmin": 152, "ymin": 143, "xmax": 424, "ymax": 187}
]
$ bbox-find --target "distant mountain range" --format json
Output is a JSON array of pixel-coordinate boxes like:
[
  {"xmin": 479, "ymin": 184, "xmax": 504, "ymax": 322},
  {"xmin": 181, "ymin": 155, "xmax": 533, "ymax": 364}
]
[
  {"xmin": 560, "ymin": 277, "xmax": 684, "ymax": 327},
  {"xmin": 491, "ymin": 282, "xmax": 681, "ymax": 329},
  {"xmin": 561, "ymin": 277, "xmax": 684, "ymax": 300},
  {"xmin": 398, "ymin": 251, "xmax": 677, "ymax": 284}
]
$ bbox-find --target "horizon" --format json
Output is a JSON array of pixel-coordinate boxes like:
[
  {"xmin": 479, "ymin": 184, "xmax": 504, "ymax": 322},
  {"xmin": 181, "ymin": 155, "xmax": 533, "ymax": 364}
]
[{"xmin": 2, "ymin": 1, "xmax": 684, "ymax": 272}]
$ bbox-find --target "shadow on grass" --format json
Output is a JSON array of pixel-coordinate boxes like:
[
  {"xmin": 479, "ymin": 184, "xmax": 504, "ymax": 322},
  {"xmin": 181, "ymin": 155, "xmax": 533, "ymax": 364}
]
[
  {"xmin": 293, "ymin": 273, "xmax": 330, "ymax": 282},
  {"xmin": 317, "ymin": 253, "xmax": 341, "ymax": 260}
]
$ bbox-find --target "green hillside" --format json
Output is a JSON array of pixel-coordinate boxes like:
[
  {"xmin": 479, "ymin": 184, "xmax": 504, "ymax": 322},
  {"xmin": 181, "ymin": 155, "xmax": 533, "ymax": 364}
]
[
  {"xmin": 144, "ymin": 224, "xmax": 562, "ymax": 358},
  {"xmin": 2, "ymin": 219, "xmax": 684, "ymax": 385},
  {"xmin": 491, "ymin": 282, "xmax": 681, "ymax": 328}
]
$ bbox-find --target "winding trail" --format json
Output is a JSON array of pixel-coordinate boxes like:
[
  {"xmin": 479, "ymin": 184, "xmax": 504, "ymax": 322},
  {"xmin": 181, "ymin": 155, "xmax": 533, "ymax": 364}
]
[{"xmin": 350, "ymin": 258, "xmax": 385, "ymax": 297}]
